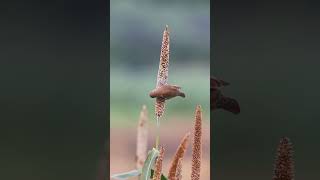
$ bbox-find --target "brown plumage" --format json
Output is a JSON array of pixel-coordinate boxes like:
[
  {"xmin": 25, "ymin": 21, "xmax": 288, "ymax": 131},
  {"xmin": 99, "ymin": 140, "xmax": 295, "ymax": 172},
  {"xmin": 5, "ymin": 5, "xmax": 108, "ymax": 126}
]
[
  {"xmin": 167, "ymin": 132, "xmax": 190, "ymax": 179},
  {"xmin": 273, "ymin": 137, "xmax": 294, "ymax": 180},
  {"xmin": 211, "ymin": 76, "xmax": 240, "ymax": 114},
  {"xmin": 149, "ymin": 85, "xmax": 185, "ymax": 100}
]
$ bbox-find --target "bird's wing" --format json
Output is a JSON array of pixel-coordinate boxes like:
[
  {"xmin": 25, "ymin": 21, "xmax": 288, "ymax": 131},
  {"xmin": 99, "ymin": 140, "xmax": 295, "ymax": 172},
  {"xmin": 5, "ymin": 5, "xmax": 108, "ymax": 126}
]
[
  {"xmin": 156, "ymin": 25, "xmax": 170, "ymax": 88},
  {"xmin": 171, "ymin": 85, "xmax": 181, "ymax": 89}
]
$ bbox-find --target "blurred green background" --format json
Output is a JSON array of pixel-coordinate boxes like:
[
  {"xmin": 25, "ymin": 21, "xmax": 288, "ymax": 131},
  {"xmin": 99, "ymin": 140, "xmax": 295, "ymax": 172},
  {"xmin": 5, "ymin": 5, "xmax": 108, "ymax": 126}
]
[{"xmin": 110, "ymin": 0, "xmax": 210, "ymax": 127}]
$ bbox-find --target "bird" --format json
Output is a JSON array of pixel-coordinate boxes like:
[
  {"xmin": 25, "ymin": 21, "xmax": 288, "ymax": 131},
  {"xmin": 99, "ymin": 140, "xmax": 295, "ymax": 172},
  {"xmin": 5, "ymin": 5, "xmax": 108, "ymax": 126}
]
[
  {"xmin": 149, "ymin": 84, "xmax": 185, "ymax": 100},
  {"xmin": 211, "ymin": 76, "xmax": 240, "ymax": 114},
  {"xmin": 150, "ymin": 25, "xmax": 185, "ymax": 118}
]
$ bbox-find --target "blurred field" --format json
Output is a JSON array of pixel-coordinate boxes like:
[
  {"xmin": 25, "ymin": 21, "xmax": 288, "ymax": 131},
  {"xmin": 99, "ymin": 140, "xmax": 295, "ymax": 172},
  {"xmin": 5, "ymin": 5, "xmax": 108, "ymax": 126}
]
[
  {"xmin": 110, "ymin": 120, "xmax": 210, "ymax": 180},
  {"xmin": 110, "ymin": 66, "xmax": 210, "ymax": 179}
]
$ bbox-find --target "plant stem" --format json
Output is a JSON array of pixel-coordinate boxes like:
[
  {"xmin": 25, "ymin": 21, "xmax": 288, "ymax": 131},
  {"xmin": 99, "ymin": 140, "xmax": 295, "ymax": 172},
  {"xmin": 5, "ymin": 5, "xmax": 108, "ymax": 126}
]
[{"xmin": 155, "ymin": 116, "xmax": 160, "ymax": 149}]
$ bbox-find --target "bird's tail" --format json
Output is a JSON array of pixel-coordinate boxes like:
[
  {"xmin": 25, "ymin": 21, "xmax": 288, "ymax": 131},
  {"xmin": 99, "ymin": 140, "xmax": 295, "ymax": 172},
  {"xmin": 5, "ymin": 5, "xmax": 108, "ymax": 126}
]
[{"xmin": 217, "ymin": 96, "xmax": 240, "ymax": 114}]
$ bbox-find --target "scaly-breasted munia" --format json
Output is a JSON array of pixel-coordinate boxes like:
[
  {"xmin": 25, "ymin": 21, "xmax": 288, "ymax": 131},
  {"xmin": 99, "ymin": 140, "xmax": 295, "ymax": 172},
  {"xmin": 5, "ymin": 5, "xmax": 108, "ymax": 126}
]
[
  {"xmin": 211, "ymin": 76, "xmax": 240, "ymax": 114},
  {"xmin": 149, "ymin": 85, "xmax": 185, "ymax": 100}
]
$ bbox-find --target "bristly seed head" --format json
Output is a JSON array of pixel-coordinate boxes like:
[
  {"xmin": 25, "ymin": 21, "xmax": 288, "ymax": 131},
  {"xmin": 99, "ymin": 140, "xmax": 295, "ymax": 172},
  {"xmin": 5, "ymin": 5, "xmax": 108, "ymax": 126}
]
[
  {"xmin": 155, "ymin": 98, "xmax": 165, "ymax": 118},
  {"xmin": 273, "ymin": 137, "xmax": 294, "ymax": 180},
  {"xmin": 152, "ymin": 146, "xmax": 165, "ymax": 180},
  {"xmin": 175, "ymin": 158, "xmax": 183, "ymax": 180},
  {"xmin": 155, "ymin": 25, "xmax": 170, "ymax": 118},
  {"xmin": 191, "ymin": 105, "xmax": 202, "ymax": 180},
  {"xmin": 168, "ymin": 132, "xmax": 190, "ymax": 179},
  {"xmin": 165, "ymin": 25, "xmax": 169, "ymax": 31},
  {"xmin": 136, "ymin": 105, "xmax": 148, "ymax": 169}
]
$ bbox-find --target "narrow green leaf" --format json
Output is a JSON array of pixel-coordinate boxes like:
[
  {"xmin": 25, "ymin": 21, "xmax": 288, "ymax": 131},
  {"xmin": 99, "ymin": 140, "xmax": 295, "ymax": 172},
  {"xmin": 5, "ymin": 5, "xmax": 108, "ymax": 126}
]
[
  {"xmin": 150, "ymin": 169, "xmax": 168, "ymax": 180},
  {"xmin": 111, "ymin": 169, "xmax": 141, "ymax": 180},
  {"xmin": 140, "ymin": 148, "xmax": 159, "ymax": 180}
]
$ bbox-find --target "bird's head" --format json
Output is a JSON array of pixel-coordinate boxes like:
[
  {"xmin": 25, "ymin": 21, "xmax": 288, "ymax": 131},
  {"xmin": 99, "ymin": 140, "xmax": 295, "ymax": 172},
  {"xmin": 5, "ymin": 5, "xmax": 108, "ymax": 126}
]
[{"xmin": 149, "ymin": 89, "xmax": 157, "ymax": 98}]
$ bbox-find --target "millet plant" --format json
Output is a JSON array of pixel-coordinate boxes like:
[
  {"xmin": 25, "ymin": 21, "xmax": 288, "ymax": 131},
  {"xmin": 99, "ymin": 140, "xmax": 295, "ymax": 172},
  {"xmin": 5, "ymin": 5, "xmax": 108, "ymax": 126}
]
[{"xmin": 111, "ymin": 25, "xmax": 204, "ymax": 180}]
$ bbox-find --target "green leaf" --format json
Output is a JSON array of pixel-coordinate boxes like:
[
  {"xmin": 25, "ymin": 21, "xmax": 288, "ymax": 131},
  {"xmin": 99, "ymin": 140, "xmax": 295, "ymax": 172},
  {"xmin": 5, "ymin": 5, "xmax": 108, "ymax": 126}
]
[
  {"xmin": 140, "ymin": 148, "xmax": 159, "ymax": 180},
  {"xmin": 111, "ymin": 169, "xmax": 141, "ymax": 180},
  {"xmin": 150, "ymin": 169, "xmax": 168, "ymax": 180}
]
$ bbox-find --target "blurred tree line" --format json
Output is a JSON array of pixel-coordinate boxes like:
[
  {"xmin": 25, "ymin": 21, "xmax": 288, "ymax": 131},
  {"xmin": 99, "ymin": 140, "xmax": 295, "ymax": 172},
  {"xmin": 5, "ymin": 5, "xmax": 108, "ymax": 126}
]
[{"xmin": 110, "ymin": 0, "xmax": 210, "ymax": 68}]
